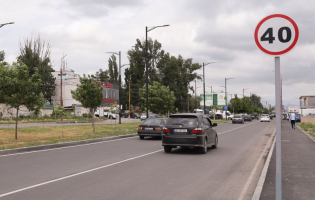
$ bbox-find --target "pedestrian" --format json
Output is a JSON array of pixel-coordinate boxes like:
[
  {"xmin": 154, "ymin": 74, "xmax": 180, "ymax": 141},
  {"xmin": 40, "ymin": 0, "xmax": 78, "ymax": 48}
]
[{"xmin": 290, "ymin": 112, "xmax": 296, "ymax": 129}]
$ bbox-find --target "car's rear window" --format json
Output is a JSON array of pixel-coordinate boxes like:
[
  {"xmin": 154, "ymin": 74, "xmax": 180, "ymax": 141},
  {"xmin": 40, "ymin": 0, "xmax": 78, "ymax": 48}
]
[
  {"xmin": 143, "ymin": 118, "xmax": 163, "ymax": 125},
  {"xmin": 234, "ymin": 115, "xmax": 241, "ymax": 118},
  {"xmin": 262, "ymin": 114, "xmax": 269, "ymax": 116},
  {"xmin": 166, "ymin": 116, "xmax": 198, "ymax": 126}
]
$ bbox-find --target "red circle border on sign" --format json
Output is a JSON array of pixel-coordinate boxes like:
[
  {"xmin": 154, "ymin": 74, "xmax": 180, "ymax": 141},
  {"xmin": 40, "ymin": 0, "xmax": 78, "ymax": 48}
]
[{"xmin": 254, "ymin": 14, "xmax": 299, "ymax": 56}]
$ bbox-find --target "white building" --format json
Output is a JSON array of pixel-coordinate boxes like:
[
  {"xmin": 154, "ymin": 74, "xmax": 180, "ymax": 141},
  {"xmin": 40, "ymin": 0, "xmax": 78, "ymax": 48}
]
[{"xmin": 51, "ymin": 69, "xmax": 81, "ymax": 108}]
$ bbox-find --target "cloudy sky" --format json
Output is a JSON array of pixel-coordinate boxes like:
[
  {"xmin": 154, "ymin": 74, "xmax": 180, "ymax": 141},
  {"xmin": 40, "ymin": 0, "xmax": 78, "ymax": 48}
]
[{"xmin": 1, "ymin": 0, "xmax": 315, "ymax": 108}]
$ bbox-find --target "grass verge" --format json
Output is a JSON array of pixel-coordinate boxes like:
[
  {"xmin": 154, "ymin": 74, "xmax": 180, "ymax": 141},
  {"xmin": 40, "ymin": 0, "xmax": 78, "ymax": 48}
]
[
  {"xmin": 297, "ymin": 123, "xmax": 315, "ymax": 140},
  {"xmin": 0, "ymin": 122, "xmax": 142, "ymax": 150}
]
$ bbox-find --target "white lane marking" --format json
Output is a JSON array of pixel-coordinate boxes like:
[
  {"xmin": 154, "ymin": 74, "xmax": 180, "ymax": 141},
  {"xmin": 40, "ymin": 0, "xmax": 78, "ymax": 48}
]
[
  {"xmin": 218, "ymin": 121, "xmax": 260, "ymax": 135},
  {"xmin": 251, "ymin": 130, "xmax": 276, "ymax": 200},
  {"xmin": 0, "ymin": 136, "xmax": 137, "ymax": 158},
  {"xmin": 0, "ymin": 149, "xmax": 163, "ymax": 198},
  {"xmin": 237, "ymin": 128, "xmax": 276, "ymax": 200}
]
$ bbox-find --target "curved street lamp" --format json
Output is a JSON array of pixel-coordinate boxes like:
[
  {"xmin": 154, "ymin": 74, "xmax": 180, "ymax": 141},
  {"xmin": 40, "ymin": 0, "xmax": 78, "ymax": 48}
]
[
  {"xmin": 203, "ymin": 62, "xmax": 217, "ymax": 114},
  {"xmin": 145, "ymin": 25, "xmax": 170, "ymax": 118},
  {"xmin": 0, "ymin": 22, "xmax": 14, "ymax": 29}
]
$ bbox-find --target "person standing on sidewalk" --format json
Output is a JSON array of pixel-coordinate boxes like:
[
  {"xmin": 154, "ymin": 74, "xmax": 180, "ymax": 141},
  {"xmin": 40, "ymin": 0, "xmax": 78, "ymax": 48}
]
[{"xmin": 290, "ymin": 112, "xmax": 296, "ymax": 129}]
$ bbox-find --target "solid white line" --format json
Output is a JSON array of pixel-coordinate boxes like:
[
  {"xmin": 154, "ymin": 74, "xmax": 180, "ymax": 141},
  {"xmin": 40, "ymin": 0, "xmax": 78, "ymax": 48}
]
[
  {"xmin": 251, "ymin": 130, "xmax": 276, "ymax": 200},
  {"xmin": 237, "ymin": 128, "xmax": 276, "ymax": 200},
  {"xmin": 0, "ymin": 149, "xmax": 163, "ymax": 198},
  {"xmin": 0, "ymin": 136, "xmax": 137, "ymax": 158}
]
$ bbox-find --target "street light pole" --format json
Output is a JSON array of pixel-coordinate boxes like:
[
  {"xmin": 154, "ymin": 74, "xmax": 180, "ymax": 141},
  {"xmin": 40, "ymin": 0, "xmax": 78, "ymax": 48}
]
[
  {"xmin": 243, "ymin": 88, "xmax": 250, "ymax": 97},
  {"xmin": 225, "ymin": 77, "xmax": 235, "ymax": 121},
  {"xmin": 0, "ymin": 22, "xmax": 14, "ymax": 29},
  {"xmin": 202, "ymin": 62, "xmax": 216, "ymax": 114},
  {"xmin": 145, "ymin": 24, "xmax": 169, "ymax": 119},
  {"xmin": 195, "ymin": 80, "xmax": 196, "ymax": 110}
]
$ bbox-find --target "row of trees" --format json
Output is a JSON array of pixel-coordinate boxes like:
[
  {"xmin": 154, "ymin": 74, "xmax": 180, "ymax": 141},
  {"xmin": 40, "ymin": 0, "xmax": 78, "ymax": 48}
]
[
  {"xmin": 92, "ymin": 38, "xmax": 202, "ymax": 114},
  {"xmin": 228, "ymin": 94, "xmax": 270, "ymax": 114}
]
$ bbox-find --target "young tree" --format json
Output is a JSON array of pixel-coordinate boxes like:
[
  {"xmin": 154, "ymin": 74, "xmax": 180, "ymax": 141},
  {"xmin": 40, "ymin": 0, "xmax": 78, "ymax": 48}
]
[
  {"xmin": 18, "ymin": 35, "xmax": 56, "ymax": 104},
  {"xmin": 71, "ymin": 75, "xmax": 103, "ymax": 133},
  {"xmin": 0, "ymin": 60, "xmax": 46, "ymax": 140},
  {"xmin": 140, "ymin": 81, "xmax": 176, "ymax": 114},
  {"xmin": 92, "ymin": 68, "xmax": 109, "ymax": 82},
  {"xmin": 108, "ymin": 54, "xmax": 118, "ymax": 84}
]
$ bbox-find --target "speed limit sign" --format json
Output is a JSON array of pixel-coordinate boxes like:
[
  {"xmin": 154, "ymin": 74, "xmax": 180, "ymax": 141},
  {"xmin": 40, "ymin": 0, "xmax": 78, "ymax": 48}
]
[{"xmin": 254, "ymin": 14, "xmax": 299, "ymax": 55}]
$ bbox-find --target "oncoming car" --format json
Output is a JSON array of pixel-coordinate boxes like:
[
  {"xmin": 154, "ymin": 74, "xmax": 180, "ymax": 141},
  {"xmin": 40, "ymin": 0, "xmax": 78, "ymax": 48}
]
[
  {"xmin": 138, "ymin": 118, "xmax": 168, "ymax": 139},
  {"xmin": 261, "ymin": 114, "xmax": 270, "ymax": 122},
  {"xmin": 162, "ymin": 113, "xmax": 218, "ymax": 154}
]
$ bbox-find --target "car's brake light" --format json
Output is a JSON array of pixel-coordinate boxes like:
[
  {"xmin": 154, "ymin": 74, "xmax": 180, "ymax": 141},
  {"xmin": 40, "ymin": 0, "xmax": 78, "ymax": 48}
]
[
  {"xmin": 155, "ymin": 127, "xmax": 161, "ymax": 131},
  {"xmin": 163, "ymin": 127, "xmax": 170, "ymax": 133},
  {"xmin": 191, "ymin": 128, "xmax": 202, "ymax": 134},
  {"xmin": 138, "ymin": 126, "xmax": 142, "ymax": 131}
]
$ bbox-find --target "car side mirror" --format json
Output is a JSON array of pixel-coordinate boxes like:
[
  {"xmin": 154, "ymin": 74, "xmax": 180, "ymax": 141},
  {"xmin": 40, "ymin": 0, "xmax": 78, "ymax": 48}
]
[{"xmin": 212, "ymin": 123, "xmax": 217, "ymax": 127}]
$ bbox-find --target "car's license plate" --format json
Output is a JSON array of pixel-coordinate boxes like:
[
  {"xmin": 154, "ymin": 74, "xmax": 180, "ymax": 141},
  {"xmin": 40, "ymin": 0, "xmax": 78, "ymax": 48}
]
[
  {"xmin": 145, "ymin": 128, "xmax": 153, "ymax": 130},
  {"xmin": 174, "ymin": 129, "xmax": 187, "ymax": 132}
]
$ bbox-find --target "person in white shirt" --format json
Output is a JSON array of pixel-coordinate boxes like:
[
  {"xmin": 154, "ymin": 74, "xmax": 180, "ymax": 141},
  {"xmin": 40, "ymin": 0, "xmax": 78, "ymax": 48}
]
[{"xmin": 290, "ymin": 112, "xmax": 296, "ymax": 129}]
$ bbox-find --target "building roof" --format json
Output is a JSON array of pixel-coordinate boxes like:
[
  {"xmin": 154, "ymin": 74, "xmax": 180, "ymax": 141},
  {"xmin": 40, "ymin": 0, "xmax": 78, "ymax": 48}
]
[{"xmin": 299, "ymin": 95, "xmax": 315, "ymax": 99}]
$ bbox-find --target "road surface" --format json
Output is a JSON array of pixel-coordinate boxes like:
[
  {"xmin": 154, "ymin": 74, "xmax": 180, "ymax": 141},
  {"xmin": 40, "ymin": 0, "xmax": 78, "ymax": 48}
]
[{"xmin": 0, "ymin": 120, "xmax": 275, "ymax": 200}]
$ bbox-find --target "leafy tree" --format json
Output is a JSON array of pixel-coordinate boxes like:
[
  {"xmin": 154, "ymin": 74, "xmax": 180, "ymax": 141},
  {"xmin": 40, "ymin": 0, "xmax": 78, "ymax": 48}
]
[
  {"xmin": 140, "ymin": 81, "xmax": 176, "ymax": 114},
  {"xmin": 0, "ymin": 51, "xmax": 8, "ymax": 65},
  {"xmin": 71, "ymin": 74, "xmax": 103, "ymax": 133},
  {"xmin": 91, "ymin": 68, "xmax": 109, "ymax": 82},
  {"xmin": 0, "ymin": 60, "xmax": 46, "ymax": 140},
  {"xmin": 54, "ymin": 102, "xmax": 66, "ymax": 118},
  {"xmin": 18, "ymin": 36, "xmax": 56, "ymax": 104},
  {"xmin": 108, "ymin": 54, "xmax": 118, "ymax": 84}
]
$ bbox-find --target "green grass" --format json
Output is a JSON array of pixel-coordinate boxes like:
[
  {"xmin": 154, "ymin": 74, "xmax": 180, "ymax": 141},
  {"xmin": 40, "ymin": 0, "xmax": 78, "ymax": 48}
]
[
  {"xmin": 297, "ymin": 123, "xmax": 315, "ymax": 140},
  {"xmin": 0, "ymin": 122, "xmax": 142, "ymax": 150}
]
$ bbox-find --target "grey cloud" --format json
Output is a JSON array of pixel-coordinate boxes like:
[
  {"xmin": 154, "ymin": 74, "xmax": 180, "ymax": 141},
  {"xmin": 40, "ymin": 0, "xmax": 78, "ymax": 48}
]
[{"xmin": 64, "ymin": 0, "xmax": 143, "ymax": 17}]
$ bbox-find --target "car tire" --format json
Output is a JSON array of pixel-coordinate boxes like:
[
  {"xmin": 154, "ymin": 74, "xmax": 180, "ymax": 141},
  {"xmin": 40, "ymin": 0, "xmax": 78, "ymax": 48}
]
[
  {"xmin": 200, "ymin": 139, "xmax": 207, "ymax": 154},
  {"xmin": 139, "ymin": 135, "xmax": 144, "ymax": 140},
  {"xmin": 164, "ymin": 146, "xmax": 172, "ymax": 153},
  {"xmin": 211, "ymin": 135, "xmax": 218, "ymax": 149}
]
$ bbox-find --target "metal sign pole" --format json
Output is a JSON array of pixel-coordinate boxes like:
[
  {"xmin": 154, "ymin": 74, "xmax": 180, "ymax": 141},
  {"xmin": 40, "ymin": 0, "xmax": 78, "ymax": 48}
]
[{"xmin": 275, "ymin": 56, "xmax": 282, "ymax": 200}]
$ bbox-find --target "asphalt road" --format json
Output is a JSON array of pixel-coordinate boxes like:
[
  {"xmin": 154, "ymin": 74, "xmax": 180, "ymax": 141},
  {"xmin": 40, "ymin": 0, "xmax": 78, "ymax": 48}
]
[{"xmin": 0, "ymin": 120, "xmax": 275, "ymax": 200}]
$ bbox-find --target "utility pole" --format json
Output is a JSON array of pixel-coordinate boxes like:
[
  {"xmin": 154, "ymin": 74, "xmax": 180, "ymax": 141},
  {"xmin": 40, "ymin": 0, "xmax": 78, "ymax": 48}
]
[
  {"xmin": 195, "ymin": 80, "xmax": 196, "ymax": 110},
  {"xmin": 60, "ymin": 54, "xmax": 67, "ymax": 121},
  {"xmin": 129, "ymin": 75, "xmax": 131, "ymax": 119}
]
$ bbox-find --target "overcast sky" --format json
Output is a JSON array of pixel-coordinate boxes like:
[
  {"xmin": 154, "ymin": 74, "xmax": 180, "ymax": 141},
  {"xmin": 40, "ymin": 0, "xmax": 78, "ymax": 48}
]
[{"xmin": 1, "ymin": 0, "xmax": 315, "ymax": 108}]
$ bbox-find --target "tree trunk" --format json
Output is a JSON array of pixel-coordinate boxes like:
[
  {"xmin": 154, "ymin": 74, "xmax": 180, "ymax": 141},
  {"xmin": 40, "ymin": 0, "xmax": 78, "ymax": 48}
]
[
  {"xmin": 15, "ymin": 107, "xmax": 19, "ymax": 140},
  {"xmin": 92, "ymin": 108, "xmax": 95, "ymax": 133}
]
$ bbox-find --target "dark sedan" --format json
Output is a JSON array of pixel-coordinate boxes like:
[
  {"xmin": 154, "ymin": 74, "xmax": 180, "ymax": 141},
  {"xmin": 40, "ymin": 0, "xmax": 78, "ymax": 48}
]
[
  {"xmin": 232, "ymin": 115, "xmax": 244, "ymax": 124},
  {"xmin": 243, "ymin": 115, "xmax": 252, "ymax": 121},
  {"xmin": 162, "ymin": 113, "xmax": 218, "ymax": 154},
  {"xmin": 138, "ymin": 118, "xmax": 168, "ymax": 139}
]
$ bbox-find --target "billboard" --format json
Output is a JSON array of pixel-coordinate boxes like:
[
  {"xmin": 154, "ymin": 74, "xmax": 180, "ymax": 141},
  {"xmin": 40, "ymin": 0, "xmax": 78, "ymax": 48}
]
[{"xmin": 200, "ymin": 93, "xmax": 226, "ymax": 106}]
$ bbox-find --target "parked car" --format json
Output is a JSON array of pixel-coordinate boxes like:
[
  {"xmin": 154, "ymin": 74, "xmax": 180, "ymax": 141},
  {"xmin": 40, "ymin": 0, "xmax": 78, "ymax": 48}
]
[
  {"xmin": 140, "ymin": 113, "xmax": 146, "ymax": 121},
  {"xmin": 309, "ymin": 113, "xmax": 315, "ymax": 116},
  {"xmin": 149, "ymin": 113, "xmax": 160, "ymax": 118},
  {"xmin": 295, "ymin": 114, "xmax": 301, "ymax": 122},
  {"xmin": 243, "ymin": 114, "xmax": 252, "ymax": 121},
  {"xmin": 119, "ymin": 112, "xmax": 129, "ymax": 118},
  {"xmin": 209, "ymin": 114, "xmax": 223, "ymax": 120},
  {"xmin": 261, "ymin": 114, "xmax": 270, "ymax": 122},
  {"xmin": 162, "ymin": 113, "xmax": 218, "ymax": 154},
  {"xmin": 269, "ymin": 114, "xmax": 273, "ymax": 120},
  {"xmin": 138, "ymin": 118, "xmax": 168, "ymax": 139},
  {"xmin": 282, "ymin": 113, "xmax": 288, "ymax": 120},
  {"xmin": 232, "ymin": 115, "xmax": 244, "ymax": 124}
]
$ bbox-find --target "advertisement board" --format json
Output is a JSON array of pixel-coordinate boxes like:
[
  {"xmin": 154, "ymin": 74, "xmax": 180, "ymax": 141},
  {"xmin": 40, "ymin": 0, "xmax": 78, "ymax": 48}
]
[{"xmin": 200, "ymin": 93, "xmax": 226, "ymax": 106}]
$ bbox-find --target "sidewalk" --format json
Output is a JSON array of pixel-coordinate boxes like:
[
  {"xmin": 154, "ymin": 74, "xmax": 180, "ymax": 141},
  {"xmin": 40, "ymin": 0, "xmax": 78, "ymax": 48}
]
[{"xmin": 260, "ymin": 120, "xmax": 315, "ymax": 200}]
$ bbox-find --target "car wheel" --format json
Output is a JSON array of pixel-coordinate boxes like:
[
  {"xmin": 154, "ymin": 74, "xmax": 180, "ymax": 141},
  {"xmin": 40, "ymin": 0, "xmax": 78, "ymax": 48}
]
[
  {"xmin": 164, "ymin": 146, "xmax": 172, "ymax": 153},
  {"xmin": 139, "ymin": 135, "xmax": 144, "ymax": 140},
  {"xmin": 200, "ymin": 139, "xmax": 207, "ymax": 154},
  {"xmin": 211, "ymin": 135, "xmax": 218, "ymax": 149}
]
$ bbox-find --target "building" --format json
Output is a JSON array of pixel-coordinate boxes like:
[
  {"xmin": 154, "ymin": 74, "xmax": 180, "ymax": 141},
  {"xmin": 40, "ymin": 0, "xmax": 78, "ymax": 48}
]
[
  {"xmin": 51, "ymin": 69, "xmax": 119, "ymax": 110},
  {"xmin": 300, "ymin": 95, "xmax": 315, "ymax": 109}
]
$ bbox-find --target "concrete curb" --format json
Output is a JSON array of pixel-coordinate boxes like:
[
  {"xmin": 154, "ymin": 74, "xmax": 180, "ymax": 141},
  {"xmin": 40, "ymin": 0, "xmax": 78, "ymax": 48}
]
[
  {"xmin": 0, "ymin": 134, "xmax": 138, "ymax": 156},
  {"xmin": 296, "ymin": 125, "xmax": 315, "ymax": 143},
  {"xmin": 251, "ymin": 130, "xmax": 276, "ymax": 200}
]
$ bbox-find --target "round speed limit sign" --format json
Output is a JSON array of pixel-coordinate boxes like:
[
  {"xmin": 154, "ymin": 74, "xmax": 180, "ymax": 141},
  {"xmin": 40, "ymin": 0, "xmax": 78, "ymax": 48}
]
[{"xmin": 255, "ymin": 14, "xmax": 299, "ymax": 55}]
